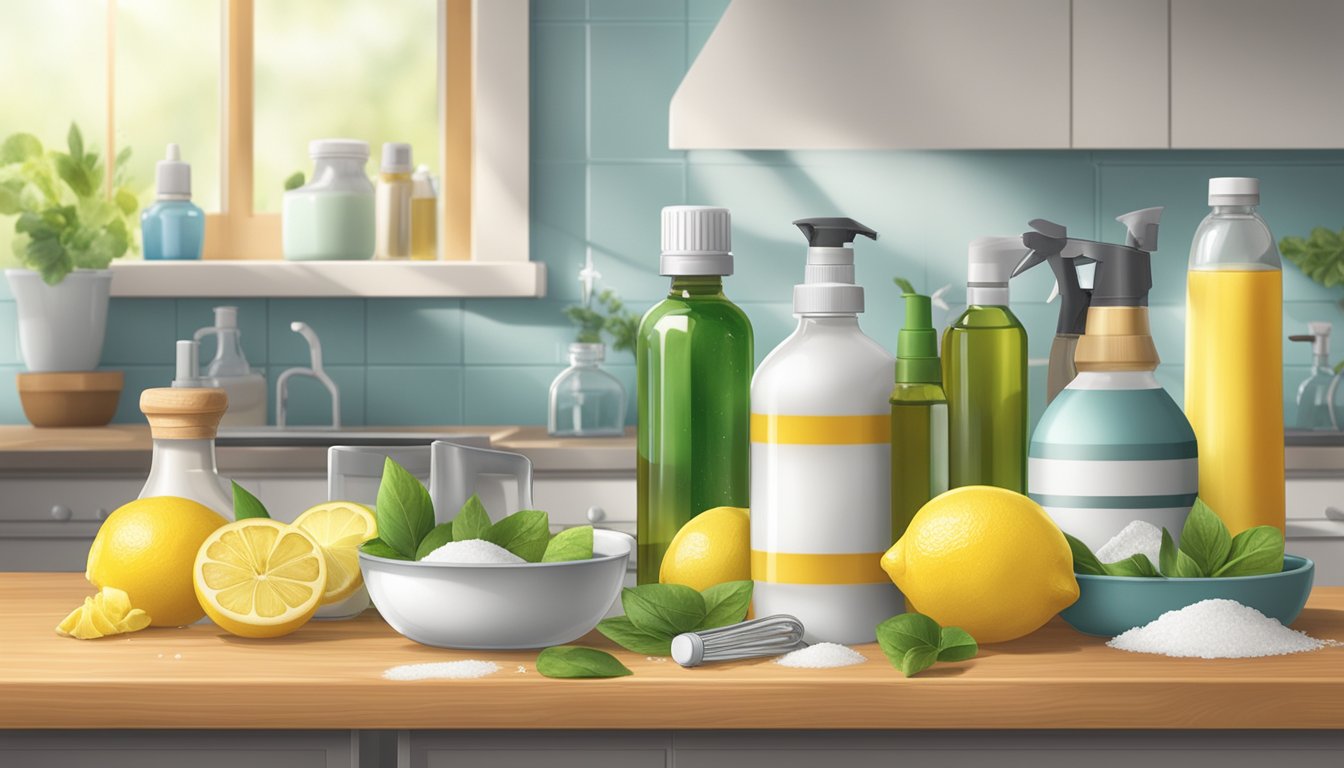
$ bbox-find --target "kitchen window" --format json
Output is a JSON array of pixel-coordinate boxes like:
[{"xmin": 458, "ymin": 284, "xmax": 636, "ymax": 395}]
[{"xmin": 0, "ymin": 0, "xmax": 536, "ymax": 296}]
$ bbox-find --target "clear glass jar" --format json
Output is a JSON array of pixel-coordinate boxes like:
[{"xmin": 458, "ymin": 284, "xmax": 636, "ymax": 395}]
[
  {"xmin": 548, "ymin": 343, "xmax": 626, "ymax": 437},
  {"xmin": 282, "ymin": 139, "xmax": 376, "ymax": 261}
]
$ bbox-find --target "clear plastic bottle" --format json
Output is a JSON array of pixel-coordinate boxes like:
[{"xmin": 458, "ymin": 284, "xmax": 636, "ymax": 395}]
[
  {"xmin": 410, "ymin": 164, "xmax": 439, "ymax": 261},
  {"xmin": 1184, "ymin": 177, "xmax": 1284, "ymax": 534},
  {"xmin": 548, "ymin": 342, "xmax": 626, "ymax": 437},
  {"xmin": 375, "ymin": 142, "xmax": 413, "ymax": 260},
  {"xmin": 1290, "ymin": 322, "xmax": 1334, "ymax": 430},
  {"xmin": 194, "ymin": 306, "xmax": 267, "ymax": 427}
]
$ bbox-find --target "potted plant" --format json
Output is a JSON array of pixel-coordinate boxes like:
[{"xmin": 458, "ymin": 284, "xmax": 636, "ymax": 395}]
[{"xmin": 1, "ymin": 124, "xmax": 138, "ymax": 372}]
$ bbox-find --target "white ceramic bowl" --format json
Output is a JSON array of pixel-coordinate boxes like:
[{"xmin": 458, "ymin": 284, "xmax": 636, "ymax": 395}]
[{"xmin": 359, "ymin": 529, "xmax": 633, "ymax": 649}]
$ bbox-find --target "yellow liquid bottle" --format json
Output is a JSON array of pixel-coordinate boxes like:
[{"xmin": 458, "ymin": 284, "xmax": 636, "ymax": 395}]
[
  {"xmin": 1184, "ymin": 178, "xmax": 1284, "ymax": 534},
  {"xmin": 410, "ymin": 165, "xmax": 440, "ymax": 260}
]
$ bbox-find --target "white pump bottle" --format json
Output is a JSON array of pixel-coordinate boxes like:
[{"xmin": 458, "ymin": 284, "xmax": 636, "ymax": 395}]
[{"xmin": 749, "ymin": 217, "xmax": 903, "ymax": 644}]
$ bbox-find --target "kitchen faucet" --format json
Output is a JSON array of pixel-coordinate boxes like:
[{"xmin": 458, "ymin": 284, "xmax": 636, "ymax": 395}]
[{"xmin": 276, "ymin": 322, "xmax": 340, "ymax": 429}]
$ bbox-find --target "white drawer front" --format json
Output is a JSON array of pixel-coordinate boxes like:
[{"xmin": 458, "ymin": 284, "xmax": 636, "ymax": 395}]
[
  {"xmin": 0, "ymin": 479, "xmax": 144, "ymax": 523},
  {"xmin": 533, "ymin": 476, "xmax": 636, "ymax": 530}
]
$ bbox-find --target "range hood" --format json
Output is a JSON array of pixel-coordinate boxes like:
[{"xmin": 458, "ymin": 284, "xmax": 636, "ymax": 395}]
[{"xmin": 669, "ymin": 0, "xmax": 1070, "ymax": 150}]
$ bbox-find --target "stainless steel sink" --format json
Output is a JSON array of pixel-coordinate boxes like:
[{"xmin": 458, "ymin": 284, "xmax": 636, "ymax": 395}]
[{"xmin": 215, "ymin": 428, "xmax": 492, "ymax": 449}]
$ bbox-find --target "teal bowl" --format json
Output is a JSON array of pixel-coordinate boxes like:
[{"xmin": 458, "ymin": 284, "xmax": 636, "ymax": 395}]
[{"xmin": 1060, "ymin": 555, "xmax": 1315, "ymax": 637}]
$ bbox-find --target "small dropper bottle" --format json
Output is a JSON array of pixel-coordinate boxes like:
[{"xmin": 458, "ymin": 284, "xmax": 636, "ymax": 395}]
[{"xmin": 890, "ymin": 291, "xmax": 949, "ymax": 541}]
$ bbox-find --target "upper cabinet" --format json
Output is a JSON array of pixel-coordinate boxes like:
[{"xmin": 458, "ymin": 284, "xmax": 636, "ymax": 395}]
[
  {"xmin": 671, "ymin": 0, "xmax": 1344, "ymax": 150},
  {"xmin": 1171, "ymin": 0, "xmax": 1344, "ymax": 148}
]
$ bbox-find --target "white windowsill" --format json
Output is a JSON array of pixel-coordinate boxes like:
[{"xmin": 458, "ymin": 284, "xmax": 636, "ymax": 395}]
[{"xmin": 107, "ymin": 260, "xmax": 547, "ymax": 299}]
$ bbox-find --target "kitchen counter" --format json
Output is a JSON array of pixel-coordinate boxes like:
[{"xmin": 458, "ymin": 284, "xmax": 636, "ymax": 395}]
[{"xmin": 4, "ymin": 573, "xmax": 1344, "ymax": 731}]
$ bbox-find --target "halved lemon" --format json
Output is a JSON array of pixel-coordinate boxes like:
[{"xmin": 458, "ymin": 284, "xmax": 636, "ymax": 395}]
[
  {"xmin": 193, "ymin": 518, "xmax": 326, "ymax": 638},
  {"xmin": 291, "ymin": 501, "xmax": 377, "ymax": 605}
]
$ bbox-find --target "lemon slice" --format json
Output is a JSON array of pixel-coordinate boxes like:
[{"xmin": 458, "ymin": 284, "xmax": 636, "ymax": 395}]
[
  {"xmin": 291, "ymin": 501, "xmax": 377, "ymax": 605},
  {"xmin": 193, "ymin": 518, "xmax": 326, "ymax": 638}
]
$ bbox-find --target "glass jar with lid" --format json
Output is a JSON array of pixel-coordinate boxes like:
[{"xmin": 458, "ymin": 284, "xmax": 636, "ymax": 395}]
[
  {"xmin": 548, "ymin": 342, "xmax": 627, "ymax": 437},
  {"xmin": 282, "ymin": 139, "xmax": 376, "ymax": 261}
]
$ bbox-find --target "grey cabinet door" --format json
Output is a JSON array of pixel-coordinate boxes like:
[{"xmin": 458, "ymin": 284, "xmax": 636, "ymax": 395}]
[
  {"xmin": 401, "ymin": 731, "xmax": 669, "ymax": 768},
  {"xmin": 0, "ymin": 730, "xmax": 357, "ymax": 768}
]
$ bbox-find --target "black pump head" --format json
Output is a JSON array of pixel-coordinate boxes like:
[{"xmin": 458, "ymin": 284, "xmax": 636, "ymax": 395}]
[{"xmin": 793, "ymin": 217, "xmax": 878, "ymax": 248}]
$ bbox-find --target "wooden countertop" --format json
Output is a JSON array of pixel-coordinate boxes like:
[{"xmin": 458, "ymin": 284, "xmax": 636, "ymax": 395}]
[{"xmin": 3, "ymin": 574, "xmax": 1344, "ymax": 730}]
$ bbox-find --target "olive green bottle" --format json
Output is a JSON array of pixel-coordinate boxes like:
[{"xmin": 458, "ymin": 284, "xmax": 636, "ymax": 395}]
[
  {"xmin": 942, "ymin": 237, "xmax": 1029, "ymax": 492},
  {"xmin": 636, "ymin": 206, "xmax": 753, "ymax": 584},
  {"xmin": 891, "ymin": 291, "xmax": 948, "ymax": 541}
]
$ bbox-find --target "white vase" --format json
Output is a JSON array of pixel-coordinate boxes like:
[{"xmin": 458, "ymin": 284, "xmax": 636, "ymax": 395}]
[{"xmin": 5, "ymin": 269, "xmax": 113, "ymax": 372}]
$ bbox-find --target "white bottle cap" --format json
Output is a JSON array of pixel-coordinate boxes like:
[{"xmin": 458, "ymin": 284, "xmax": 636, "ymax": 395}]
[
  {"xmin": 212, "ymin": 306, "xmax": 238, "ymax": 330},
  {"xmin": 156, "ymin": 144, "xmax": 191, "ymax": 200},
  {"xmin": 966, "ymin": 236, "xmax": 1025, "ymax": 306},
  {"xmin": 412, "ymin": 164, "xmax": 437, "ymax": 198},
  {"xmin": 381, "ymin": 142, "xmax": 414, "ymax": 174},
  {"xmin": 1209, "ymin": 177, "xmax": 1260, "ymax": 206},
  {"xmin": 1310, "ymin": 321, "xmax": 1333, "ymax": 357},
  {"xmin": 795, "ymin": 247, "xmax": 864, "ymax": 315},
  {"xmin": 660, "ymin": 205, "xmax": 733, "ymax": 276},
  {"xmin": 309, "ymin": 139, "xmax": 369, "ymax": 160},
  {"xmin": 173, "ymin": 340, "xmax": 200, "ymax": 388}
]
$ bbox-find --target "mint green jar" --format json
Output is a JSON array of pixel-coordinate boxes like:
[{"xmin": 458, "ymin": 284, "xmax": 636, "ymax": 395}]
[{"xmin": 282, "ymin": 139, "xmax": 376, "ymax": 261}]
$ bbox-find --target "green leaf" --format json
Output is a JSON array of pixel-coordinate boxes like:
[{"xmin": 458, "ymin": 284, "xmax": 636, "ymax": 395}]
[
  {"xmin": 360, "ymin": 537, "xmax": 412, "ymax": 560},
  {"xmin": 620, "ymin": 583, "xmax": 707, "ymax": 637},
  {"xmin": 1179, "ymin": 498, "xmax": 1233, "ymax": 575},
  {"xmin": 536, "ymin": 646, "xmax": 632, "ymax": 679},
  {"xmin": 451, "ymin": 494, "xmax": 492, "ymax": 541},
  {"xmin": 25, "ymin": 236, "xmax": 71, "ymax": 284},
  {"xmin": 114, "ymin": 188, "xmax": 138, "ymax": 216},
  {"xmin": 698, "ymin": 580, "xmax": 753, "ymax": 629},
  {"xmin": 415, "ymin": 522, "xmax": 455, "ymax": 560},
  {"xmin": 283, "ymin": 171, "xmax": 305, "ymax": 191},
  {"xmin": 0, "ymin": 133, "xmax": 43, "ymax": 165},
  {"xmin": 374, "ymin": 457, "xmax": 436, "ymax": 559},
  {"xmin": 897, "ymin": 645, "xmax": 941, "ymax": 678},
  {"xmin": 66, "ymin": 123, "xmax": 84, "ymax": 162},
  {"xmin": 1171, "ymin": 549, "xmax": 1206, "ymax": 578},
  {"xmin": 936, "ymin": 626, "xmax": 979, "ymax": 662},
  {"xmin": 876, "ymin": 612, "xmax": 942, "ymax": 654},
  {"xmin": 1213, "ymin": 525, "xmax": 1284, "ymax": 578},
  {"xmin": 1101, "ymin": 554, "xmax": 1162, "ymax": 578},
  {"xmin": 54, "ymin": 153, "xmax": 93, "ymax": 197},
  {"xmin": 484, "ymin": 509, "xmax": 551, "ymax": 562},
  {"xmin": 1063, "ymin": 532, "xmax": 1106, "ymax": 576},
  {"xmin": 1159, "ymin": 527, "xmax": 1178, "ymax": 576},
  {"xmin": 893, "ymin": 276, "xmax": 918, "ymax": 295},
  {"xmin": 542, "ymin": 525, "xmax": 594, "ymax": 562},
  {"xmin": 595, "ymin": 616, "xmax": 673, "ymax": 656},
  {"xmin": 231, "ymin": 481, "xmax": 270, "ymax": 520}
]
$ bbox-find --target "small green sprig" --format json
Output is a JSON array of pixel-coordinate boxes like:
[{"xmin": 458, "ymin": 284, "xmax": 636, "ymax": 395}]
[
  {"xmin": 563, "ymin": 288, "xmax": 641, "ymax": 353},
  {"xmin": 875, "ymin": 613, "xmax": 978, "ymax": 677},
  {"xmin": 1281, "ymin": 227, "xmax": 1344, "ymax": 290},
  {"xmin": 596, "ymin": 581, "xmax": 753, "ymax": 656}
]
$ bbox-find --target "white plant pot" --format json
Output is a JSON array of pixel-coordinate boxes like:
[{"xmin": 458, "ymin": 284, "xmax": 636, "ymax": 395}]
[{"xmin": 5, "ymin": 269, "xmax": 113, "ymax": 372}]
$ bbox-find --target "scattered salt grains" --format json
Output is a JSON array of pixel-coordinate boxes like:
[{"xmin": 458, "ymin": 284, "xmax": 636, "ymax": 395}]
[
  {"xmin": 383, "ymin": 661, "xmax": 501, "ymax": 680},
  {"xmin": 1096, "ymin": 520, "xmax": 1163, "ymax": 566},
  {"xmin": 515, "ymin": 665, "xmax": 527, "ymax": 674},
  {"xmin": 173, "ymin": 653, "xmax": 182, "ymax": 660},
  {"xmin": 420, "ymin": 539, "xmax": 525, "ymax": 564},
  {"xmin": 774, "ymin": 643, "xmax": 866, "ymax": 669},
  {"xmin": 1108, "ymin": 599, "xmax": 1339, "ymax": 659}
]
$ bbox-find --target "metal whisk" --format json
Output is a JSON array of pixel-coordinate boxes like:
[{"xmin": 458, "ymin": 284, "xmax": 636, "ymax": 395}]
[{"xmin": 670, "ymin": 615, "xmax": 807, "ymax": 667}]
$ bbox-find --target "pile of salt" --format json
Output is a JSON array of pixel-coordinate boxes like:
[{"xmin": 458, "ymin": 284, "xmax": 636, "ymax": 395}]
[
  {"xmin": 1108, "ymin": 599, "xmax": 1333, "ymax": 659},
  {"xmin": 774, "ymin": 643, "xmax": 866, "ymax": 669},
  {"xmin": 420, "ymin": 539, "xmax": 524, "ymax": 564},
  {"xmin": 1096, "ymin": 520, "xmax": 1163, "ymax": 566}
]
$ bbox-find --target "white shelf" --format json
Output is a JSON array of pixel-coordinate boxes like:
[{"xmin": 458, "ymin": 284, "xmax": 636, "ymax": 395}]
[{"xmin": 108, "ymin": 260, "xmax": 546, "ymax": 299}]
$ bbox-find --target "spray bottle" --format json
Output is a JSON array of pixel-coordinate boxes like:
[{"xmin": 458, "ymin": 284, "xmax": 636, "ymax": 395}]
[
  {"xmin": 1290, "ymin": 322, "xmax": 1334, "ymax": 430},
  {"xmin": 1024, "ymin": 208, "xmax": 1198, "ymax": 550},
  {"xmin": 751, "ymin": 217, "xmax": 902, "ymax": 644},
  {"xmin": 890, "ymin": 289, "xmax": 948, "ymax": 542},
  {"xmin": 1013, "ymin": 220, "xmax": 1094, "ymax": 403}
]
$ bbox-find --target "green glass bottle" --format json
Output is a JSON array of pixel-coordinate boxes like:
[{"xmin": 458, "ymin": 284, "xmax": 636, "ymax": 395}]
[
  {"xmin": 890, "ymin": 291, "xmax": 948, "ymax": 541},
  {"xmin": 942, "ymin": 237, "xmax": 1029, "ymax": 493},
  {"xmin": 636, "ymin": 206, "xmax": 753, "ymax": 584}
]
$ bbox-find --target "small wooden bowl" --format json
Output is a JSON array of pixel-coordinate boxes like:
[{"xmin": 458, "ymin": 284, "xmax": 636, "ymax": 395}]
[{"xmin": 16, "ymin": 371, "xmax": 124, "ymax": 427}]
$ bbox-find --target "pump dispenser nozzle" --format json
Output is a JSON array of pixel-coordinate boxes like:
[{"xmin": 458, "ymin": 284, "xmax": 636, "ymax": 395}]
[
  {"xmin": 790, "ymin": 216, "xmax": 878, "ymax": 315},
  {"xmin": 1016, "ymin": 219, "xmax": 1093, "ymax": 336}
]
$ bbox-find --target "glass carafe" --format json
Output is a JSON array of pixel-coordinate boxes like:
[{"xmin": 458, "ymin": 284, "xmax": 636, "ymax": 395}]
[
  {"xmin": 548, "ymin": 343, "xmax": 626, "ymax": 438},
  {"xmin": 139, "ymin": 387, "xmax": 233, "ymax": 517}
]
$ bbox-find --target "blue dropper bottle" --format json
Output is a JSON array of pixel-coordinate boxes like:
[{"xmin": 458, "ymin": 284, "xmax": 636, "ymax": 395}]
[{"xmin": 141, "ymin": 144, "xmax": 205, "ymax": 260}]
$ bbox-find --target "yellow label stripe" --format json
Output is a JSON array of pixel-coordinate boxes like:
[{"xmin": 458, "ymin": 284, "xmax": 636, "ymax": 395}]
[
  {"xmin": 751, "ymin": 550, "xmax": 889, "ymax": 585},
  {"xmin": 750, "ymin": 413, "xmax": 891, "ymax": 445}
]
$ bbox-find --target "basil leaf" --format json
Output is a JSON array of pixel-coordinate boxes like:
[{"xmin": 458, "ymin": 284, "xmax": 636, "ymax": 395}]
[
  {"xmin": 542, "ymin": 525, "xmax": 594, "ymax": 562},
  {"xmin": 360, "ymin": 537, "xmax": 411, "ymax": 560},
  {"xmin": 620, "ymin": 584, "xmax": 707, "ymax": 636},
  {"xmin": 375, "ymin": 458, "xmax": 435, "ymax": 559},
  {"xmin": 898, "ymin": 645, "xmax": 941, "ymax": 678},
  {"xmin": 484, "ymin": 509, "xmax": 551, "ymax": 562},
  {"xmin": 1101, "ymin": 554, "xmax": 1161, "ymax": 578},
  {"xmin": 415, "ymin": 523, "xmax": 455, "ymax": 560},
  {"xmin": 1213, "ymin": 525, "xmax": 1284, "ymax": 578},
  {"xmin": 595, "ymin": 616, "xmax": 673, "ymax": 656},
  {"xmin": 936, "ymin": 626, "xmax": 979, "ymax": 663},
  {"xmin": 698, "ymin": 580, "xmax": 754, "ymax": 629},
  {"xmin": 1064, "ymin": 532, "xmax": 1106, "ymax": 576},
  {"xmin": 1171, "ymin": 549, "xmax": 1206, "ymax": 578},
  {"xmin": 1159, "ymin": 527, "xmax": 1178, "ymax": 576},
  {"xmin": 232, "ymin": 481, "xmax": 270, "ymax": 520},
  {"xmin": 536, "ymin": 646, "xmax": 632, "ymax": 679},
  {"xmin": 876, "ymin": 612, "xmax": 942, "ymax": 651},
  {"xmin": 452, "ymin": 494, "xmax": 492, "ymax": 542},
  {"xmin": 1180, "ymin": 498, "xmax": 1233, "ymax": 575}
]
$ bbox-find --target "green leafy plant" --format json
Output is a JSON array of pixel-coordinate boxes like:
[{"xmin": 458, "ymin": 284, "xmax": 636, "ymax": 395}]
[
  {"xmin": 564, "ymin": 288, "xmax": 641, "ymax": 353},
  {"xmin": 1281, "ymin": 227, "xmax": 1344, "ymax": 290},
  {"xmin": 875, "ymin": 612, "xmax": 979, "ymax": 677},
  {"xmin": 358, "ymin": 458, "xmax": 594, "ymax": 563},
  {"xmin": 536, "ymin": 645, "xmax": 632, "ymax": 679},
  {"xmin": 1066, "ymin": 498, "xmax": 1284, "ymax": 579},
  {"xmin": 596, "ymin": 580, "xmax": 753, "ymax": 656},
  {"xmin": 0, "ymin": 124, "xmax": 139, "ymax": 284},
  {"xmin": 231, "ymin": 481, "xmax": 271, "ymax": 520}
]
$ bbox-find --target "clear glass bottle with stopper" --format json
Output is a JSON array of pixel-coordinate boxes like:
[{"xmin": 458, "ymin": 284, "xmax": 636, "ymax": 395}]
[
  {"xmin": 548, "ymin": 342, "xmax": 626, "ymax": 437},
  {"xmin": 138, "ymin": 340, "xmax": 233, "ymax": 518}
]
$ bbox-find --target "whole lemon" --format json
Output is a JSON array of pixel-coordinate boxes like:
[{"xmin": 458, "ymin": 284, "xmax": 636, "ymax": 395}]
[
  {"xmin": 86, "ymin": 496, "xmax": 229, "ymax": 627},
  {"xmin": 881, "ymin": 486, "xmax": 1078, "ymax": 644},
  {"xmin": 659, "ymin": 506, "xmax": 750, "ymax": 591}
]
